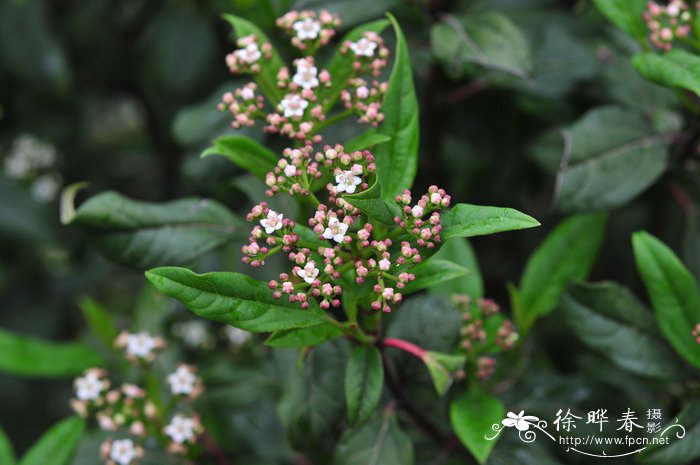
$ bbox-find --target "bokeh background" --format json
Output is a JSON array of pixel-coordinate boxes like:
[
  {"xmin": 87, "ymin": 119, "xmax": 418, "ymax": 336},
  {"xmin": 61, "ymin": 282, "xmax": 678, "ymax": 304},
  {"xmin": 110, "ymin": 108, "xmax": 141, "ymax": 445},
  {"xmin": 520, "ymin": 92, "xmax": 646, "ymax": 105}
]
[{"xmin": 1, "ymin": 0, "xmax": 697, "ymax": 463}]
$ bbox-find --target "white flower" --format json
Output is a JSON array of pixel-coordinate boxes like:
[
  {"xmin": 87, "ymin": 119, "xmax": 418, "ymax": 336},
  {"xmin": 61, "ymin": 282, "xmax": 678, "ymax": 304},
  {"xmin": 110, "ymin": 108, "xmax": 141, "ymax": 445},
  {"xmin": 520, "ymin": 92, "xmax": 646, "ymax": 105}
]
[
  {"xmin": 30, "ymin": 173, "xmax": 61, "ymax": 203},
  {"xmin": 234, "ymin": 43, "xmax": 261, "ymax": 63},
  {"xmin": 126, "ymin": 331, "xmax": 157, "ymax": 359},
  {"xmin": 292, "ymin": 65, "xmax": 319, "ymax": 89},
  {"xmin": 350, "ymin": 38, "xmax": 377, "ymax": 57},
  {"xmin": 411, "ymin": 205, "xmax": 424, "ymax": 218},
  {"xmin": 284, "ymin": 164, "xmax": 297, "ymax": 177},
  {"xmin": 165, "ymin": 415, "xmax": 197, "ymax": 444},
  {"xmin": 279, "ymin": 95, "xmax": 309, "ymax": 118},
  {"xmin": 173, "ymin": 320, "xmax": 213, "ymax": 348},
  {"xmin": 502, "ymin": 411, "xmax": 539, "ymax": 432},
  {"xmin": 322, "ymin": 217, "xmax": 349, "ymax": 243},
  {"xmin": 167, "ymin": 365, "xmax": 197, "ymax": 396},
  {"xmin": 240, "ymin": 86, "xmax": 255, "ymax": 100},
  {"xmin": 224, "ymin": 326, "xmax": 252, "ymax": 346},
  {"xmin": 293, "ymin": 18, "xmax": 321, "ymax": 40},
  {"xmin": 378, "ymin": 258, "xmax": 391, "ymax": 271},
  {"xmin": 335, "ymin": 170, "xmax": 361, "ymax": 194},
  {"xmin": 260, "ymin": 210, "xmax": 284, "ymax": 234},
  {"xmin": 297, "ymin": 261, "xmax": 319, "ymax": 284},
  {"xmin": 74, "ymin": 371, "xmax": 105, "ymax": 401},
  {"xmin": 110, "ymin": 439, "xmax": 138, "ymax": 465}
]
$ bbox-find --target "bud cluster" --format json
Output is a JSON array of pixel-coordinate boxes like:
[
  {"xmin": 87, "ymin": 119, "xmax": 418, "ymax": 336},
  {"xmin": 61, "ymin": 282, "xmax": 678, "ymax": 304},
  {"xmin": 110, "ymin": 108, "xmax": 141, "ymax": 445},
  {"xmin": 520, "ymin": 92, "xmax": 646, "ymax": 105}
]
[
  {"xmin": 643, "ymin": 0, "xmax": 694, "ymax": 50},
  {"xmin": 394, "ymin": 186, "xmax": 451, "ymax": 249}
]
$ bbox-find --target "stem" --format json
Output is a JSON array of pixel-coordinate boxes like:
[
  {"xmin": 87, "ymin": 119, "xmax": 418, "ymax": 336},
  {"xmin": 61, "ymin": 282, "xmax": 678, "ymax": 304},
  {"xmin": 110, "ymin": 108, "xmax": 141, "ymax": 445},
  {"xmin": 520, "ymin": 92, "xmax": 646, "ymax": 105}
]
[
  {"xmin": 383, "ymin": 337, "xmax": 427, "ymax": 360},
  {"xmin": 202, "ymin": 432, "xmax": 235, "ymax": 465},
  {"xmin": 312, "ymin": 109, "xmax": 354, "ymax": 133}
]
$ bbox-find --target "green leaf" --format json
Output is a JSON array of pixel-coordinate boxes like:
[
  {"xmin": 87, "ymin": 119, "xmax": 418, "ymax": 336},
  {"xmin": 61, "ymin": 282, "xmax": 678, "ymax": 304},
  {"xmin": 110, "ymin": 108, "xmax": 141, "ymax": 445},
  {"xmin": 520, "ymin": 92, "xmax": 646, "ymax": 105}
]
[
  {"xmin": 172, "ymin": 81, "xmax": 240, "ymax": 147},
  {"xmin": 59, "ymin": 182, "xmax": 88, "ymax": 225},
  {"xmin": 69, "ymin": 191, "xmax": 241, "ymax": 269},
  {"xmin": 532, "ymin": 106, "xmax": 675, "ymax": 211},
  {"xmin": 516, "ymin": 212, "xmax": 607, "ymax": 333},
  {"xmin": 201, "ymin": 134, "xmax": 278, "ymax": 181},
  {"xmin": 634, "ymin": 49, "xmax": 700, "ymax": 97},
  {"xmin": 145, "ymin": 267, "xmax": 327, "ymax": 333},
  {"xmin": 429, "ymin": 237, "xmax": 483, "ymax": 299},
  {"xmin": 223, "ymin": 14, "xmax": 285, "ymax": 104},
  {"xmin": 78, "ymin": 296, "xmax": 119, "ymax": 347},
  {"xmin": 633, "ymin": 231, "xmax": 700, "ymax": 369},
  {"xmin": 0, "ymin": 424, "xmax": 16, "ymax": 465},
  {"xmin": 592, "ymin": 0, "xmax": 648, "ymax": 42},
  {"xmin": 639, "ymin": 402, "xmax": 700, "ymax": 465},
  {"xmin": 423, "ymin": 351, "xmax": 466, "ymax": 396},
  {"xmin": 344, "ymin": 130, "xmax": 392, "ymax": 153},
  {"xmin": 450, "ymin": 388, "xmax": 505, "ymax": 464},
  {"xmin": 333, "ymin": 412, "xmax": 414, "ymax": 465},
  {"xmin": 19, "ymin": 417, "xmax": 83, "ymax": 465},
  {"xmin": 441, "ymin": 203, "xmax": 540, "ymax": 239},
  {"xmin": 402, "ymin": 259, "xmax": 469, "ymax": 295},
  {"xmin": 0, "ymin": 329, "xmax": 103, "ymax": 378},
  {"xmin": 431, "ymin": 12, "xmax": 532, "ymax": 82},
  {"xmin": 374, "ymin": 14, "xmax": 419, "ymax": 201},
  {"xmin": 265, "ymin": 323, "xmax": 343, "ymax": 348},
  {"xmin": 344, "ymin": 176, "xmax": 400, "ymax": 224},
  {"xmin": 321, "ymin": 19, "xmax": 390, "ymax": 111},
  {"xmin": 561, "ymin": 281, "xmax": 685, "ymax": 380},
  {"xmin": 345, "ymin": 346, "xmax": 384, "ymax": 426}
]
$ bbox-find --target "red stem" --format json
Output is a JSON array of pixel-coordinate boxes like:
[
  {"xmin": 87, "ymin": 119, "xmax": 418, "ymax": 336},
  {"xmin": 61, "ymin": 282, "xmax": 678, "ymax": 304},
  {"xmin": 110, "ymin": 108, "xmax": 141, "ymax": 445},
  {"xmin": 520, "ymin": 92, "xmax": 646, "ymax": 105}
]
[{"xmin": 383, "ymin": 338, "xmax": 427, "ymax": 360}]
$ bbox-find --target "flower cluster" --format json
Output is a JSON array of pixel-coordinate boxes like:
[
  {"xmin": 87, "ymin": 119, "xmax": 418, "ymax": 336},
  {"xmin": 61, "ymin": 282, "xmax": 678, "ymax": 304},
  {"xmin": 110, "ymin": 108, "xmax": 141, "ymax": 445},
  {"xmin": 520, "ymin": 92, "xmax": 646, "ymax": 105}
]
[
  {"xmin": 453, "ymin": 296, "xmax": 519, "ymax": 380},
  {"xmin": 394, "ymin": 186, "xmax": 451, "ymax": 249},
  {"xmin": 72, "ymin": 332, "xmax": 205, "ymax": 464},
  {"xmin": 3, "ymin": 134, "xmax": 63, "ymax": 203},
  {"xmin": 220, "ymin": 10, "xmax": 390, "ymax": 142},
  {"xmin": 643, "ymin": 0, "xmax": 693, "ymax": 50}
]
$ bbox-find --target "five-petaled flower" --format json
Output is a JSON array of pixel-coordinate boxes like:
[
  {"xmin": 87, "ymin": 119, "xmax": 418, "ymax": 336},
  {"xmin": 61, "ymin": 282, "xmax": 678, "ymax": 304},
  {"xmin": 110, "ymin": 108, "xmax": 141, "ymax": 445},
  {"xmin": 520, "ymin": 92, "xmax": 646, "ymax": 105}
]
[
  {"xmin": 167, "ymin": 364, "xmax": 202, "ymax": 398},
  {"xmin": 292, "ymin": 61, "xmax": 320, "ymax": 89},
  {"xmin": 260, "ymin": 210, "xmax": 284, "ymax": 234},
  {"xmin": 235, "ymin": 42, "xmax": 262, "ymax": 63},
  {"xmin": 350, "ymin": 37, "xmax": 378, "ymax": 57},
  {"xmin": 323, "ymin": 217, "xmax": 349, "ymax": 243},
  {"xmin": 502, "ymin": 411, "xmax": 539, "ymax": 431},
  {"xmin": 335, "ymin": 170, "xmax": 361, "ymax": 194},
  {"xmin": 297, "ymin": 261, "xmax": 320, "ymax": 284},
  {"xmin": 279, "ymin": 94, "xmax": 309, "ymax": 118},
  {"xmin": 293, "ymin": 18, "xmax": 321, "ymax": 40},
  {"xmin": 165, "ymin": 414, "xmax": 199, "ymax": 444},
  {"xmin": 74, "ymin": 368, "xmax": 108, "ymax": 401},
  {"xmin": 103, "ymin": 438, "xmax": 142, "ymax": 465}
]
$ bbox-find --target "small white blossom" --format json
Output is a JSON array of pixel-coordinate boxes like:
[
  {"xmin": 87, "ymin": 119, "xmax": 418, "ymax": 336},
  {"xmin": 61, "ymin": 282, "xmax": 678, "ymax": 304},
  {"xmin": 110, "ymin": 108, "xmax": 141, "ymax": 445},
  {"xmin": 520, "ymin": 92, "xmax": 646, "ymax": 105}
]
[
  {"xmin": 234, "ymin": 43, "xmax": 261, "ymax": 63},
  {"xmin": 350, "ymin": 38, "xmax": 377, "ymax": 57},
  {"xmin": 224, "ymin": 326, "xmax": 252, "ymax": 346},
  {"xmin": 173, "ymin": 320, "xmax": 213, "ymax": 349},
  {"xmin": 293, "ymin": 18, "xmax": 321, "ymax": 40},
  {"xmin": 279, "ymin": 95, "xmax": 309, "ymax": 118},
  {"xmin": 335, "ymin": 170, "xmax": 361, "ymax": 194},
  {"xmin": 260, "ymin": 210, "xmax": 284, "ymax": 234},
  {"xmin": 284, "ymin": 164, "xmax": 297, "ymax": 177},
  {"xmin": 240, "ymin": 86, "xmax": 255, "ymax": 100},
  {"xmin": 126, "ymin": 332, "xmax": 157, "ymax": 359},
  {"xmin": 378, "ymin": 258, "xmax": 391, "ymax": 271},
  {"xmin": 167, "ymin": 365, "xmax": 197, "ymax": 396},
  {"xmin": 74, "ymin": 370, "xmax": 106, "ymax": 401},
  {"xmin": 411, "ymin": 205, "xmax": 424, "ymax": 218},
  {"xmin": 30, "ymin": 173, "xmax": 61, "ymax": 203},
  {"xmin": 297, "ymin": 261, "xmax": 319, "ymax": 284},
  {"xmin": 110, "ymin": 439, "xmax": 138, "ymax": 465},
  {"xmin": 292, "ymin": 65, "xmax": 319, "ymax": 89},
  {"xmin": 165, "ymin": 415, "xmax": 197, "ymax": 444},
  {"xmin": 322, "ymin": 218, "xmax": 348, "ymax": 243}
]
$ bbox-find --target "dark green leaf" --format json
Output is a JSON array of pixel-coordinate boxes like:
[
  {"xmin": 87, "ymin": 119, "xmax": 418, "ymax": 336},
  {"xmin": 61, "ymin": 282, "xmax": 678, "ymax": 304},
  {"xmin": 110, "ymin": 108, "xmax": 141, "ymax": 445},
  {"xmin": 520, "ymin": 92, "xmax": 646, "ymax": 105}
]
[
  {"xmin": 223, "ymin": 14, "xmax": 285, "ymax": 104},
  {"xmin": 19, "ymin": 417, "xmax": 84, "ymax": 465},
  {"xmin": 145, "ymin": 267, "xmax": 327, "ymax": 333},
  {"xmin": 633, "ymin": 49, "xmax": 700, "ymax": 97},
  {"xmin": 78, "ymin": 296, "xmax": 119, "ymax": 348},
  {"xmin": 344, "ymin": 176, "xmax": 399, "ymax": 224},
  {"xmin": 345, "ymin": 346, "xmax": 384, "ymax": 426},
  {"xmin": 265, "ymin": 323, "xmax": 343, "ymax": 348},
  {"xmin": 450, "ymin": 388, "xmax": 505, "ymax": 464},
  {"xmin": 402, "ymin": 259, "xmax": 469, "ymax": 295},
  {"xmin": 429, "ymin": 237, "xmax": 483, "ymax": 299},
  {"xmin": 515, "ymin": 213, "xmax": 606, "ymax": 333},
  {"xmin": 0, "ymin": 424, "xmax": 16, "ymax": 465},
  {"xmin": 69, "ymin": 191, "xmax": 240, "ymax": 269},
  {"xmin": 592, "ymin": 0, "xmax": 648, "ymax": 42},
  {"xmin": 333, "ymin": 412, "xmax": 414, "ymax": 465},
  {"xmin": 633, "ymin": 231, "xmax": 700, "ymax": 369},
  {"xmin": 441, "ymin": 203, "xmax": 540, "ymax": 239},
  {"xmin": 172, "ymin": 81, "xmax": 239, "ymax": 147},
  {"xmin": 639, "ymin": 402, "xmax": 700, "ymax": 465},
  {"xmin": 374, "ymin": 14, "xmax": 419, "ymax": 201},
  {"xmin": 562, "ymin": 281, "xmax": 685, "ymax": 379},
  {"xmin": 344, "ymin": 130, "xmax": 392, "ymax": 153},
  {"xmin": 201, "ymin": 134, "xmax": 278, "ymax": 180},
  {"xmin": 0, "ymin": 329, "xmax": 103, "ymax": 378}
]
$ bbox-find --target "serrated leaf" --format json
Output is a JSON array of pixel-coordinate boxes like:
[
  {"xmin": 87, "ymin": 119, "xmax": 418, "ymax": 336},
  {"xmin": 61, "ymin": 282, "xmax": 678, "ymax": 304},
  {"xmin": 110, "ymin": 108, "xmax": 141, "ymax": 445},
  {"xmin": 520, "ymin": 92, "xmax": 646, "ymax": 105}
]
[
  {"xmin": 441, "ymin": 203, "xmax": 540, "ymax": 239},
  {"xmin": 402, "ymin": 259, "xmax": 469, "ymax": 295},
  {"xmin": 333, "ymin": 412, "xmax": 414, "ymax": 465},
  {"xmin": 223, "ymin": 14, "xmax": 285, "ymax": 104},
  {"xmin": 633, "ymin": 49, "xmax": 700, "ymax": 96},
  {"xmin": 345, "ymin": 346, "xmax": 384, "ymax": 426},
  {"xmin": 69, "ymin": 191, "xmax": 241, "ymax": 269},
  {"xmin": 592, "ymin": 0, "xmax": 648, "ymax": 42},
  {"xmin": 374, "ymin": 14, "xmax": 419, "ymax": 201},
  {"xmin": 0, "ymin": 329, "xmax": 103, "ymax": 378},
  {"xmin": 344, "ymin": 176, "xmax": 399, "ymax": 224},
  {"xmin": 429, "ymin": 237, "xmax": 483, "ymax": 299},
  {"xmin": 450, "ymin": 388, "xmax": 505, "ymax": 464},
  {"xmin": 201, "ymin": 134, "xmax": 278, "ymax": 180},
  {"xmin": 145, "ymin": 267, "xmax": 327, "ymax": 333},
  {"xmin": 516, "ymin": 212, "xmax": 607, "ymax": 333},
  {"xmin": 19, "ymin": 417, "xmax": 84, "ymax": 465},
  {"xmin": 265, "ymin": 323, "xmax": 343, "ymax": 348},
  {"xmin": 562, "ymin": 281, "xmax": 685, "ymax": 380},
  {"xmin": 633, "ymin": 231, "xmax": 700, "ymax": 369}
]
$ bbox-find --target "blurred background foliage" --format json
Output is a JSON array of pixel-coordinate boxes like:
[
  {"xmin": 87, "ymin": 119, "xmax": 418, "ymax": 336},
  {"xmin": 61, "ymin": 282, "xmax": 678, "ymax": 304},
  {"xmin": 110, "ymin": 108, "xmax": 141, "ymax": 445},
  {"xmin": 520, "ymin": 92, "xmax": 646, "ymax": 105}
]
[{"xmin": 1, "ymin": 0, "xmax": 698, "ymax": 463}]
